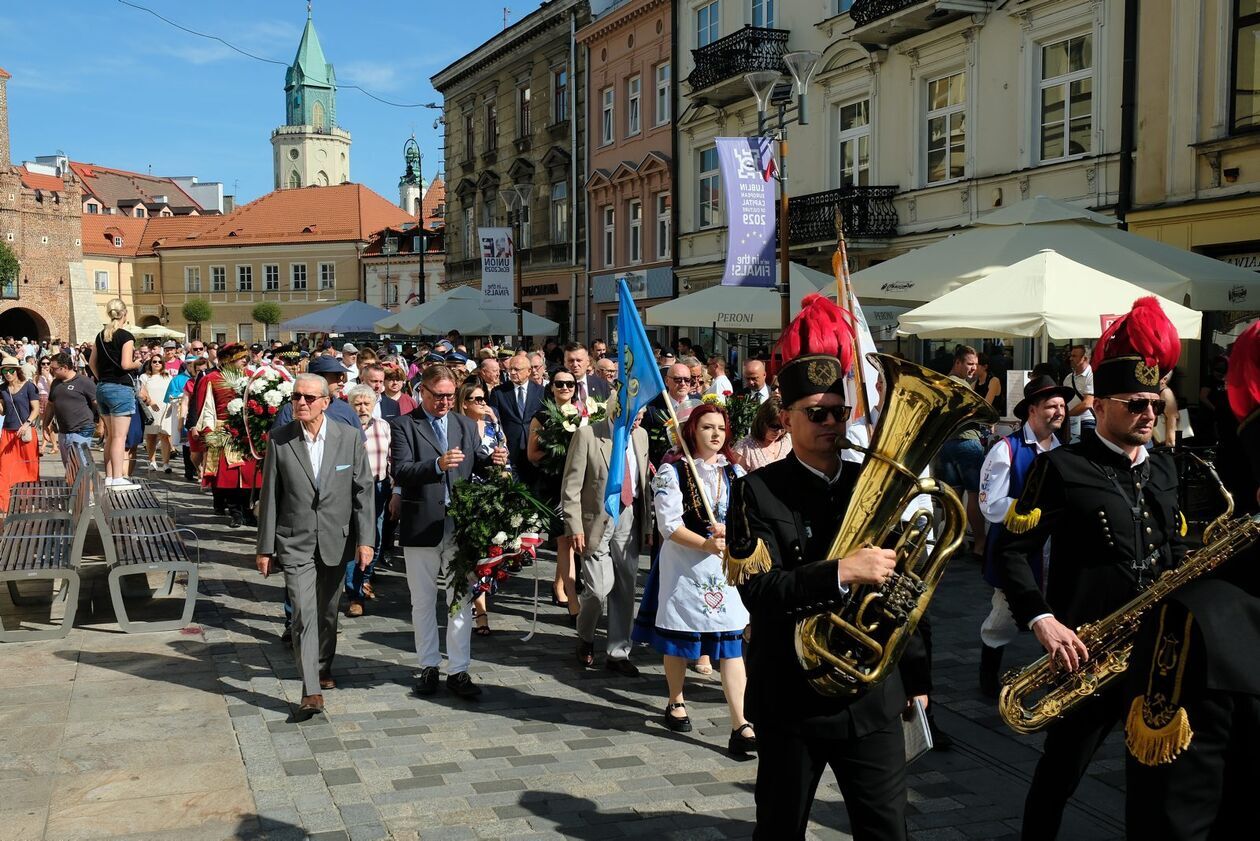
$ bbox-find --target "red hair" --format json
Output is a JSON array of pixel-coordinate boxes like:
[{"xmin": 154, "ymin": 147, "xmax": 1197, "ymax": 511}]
[
  {"xmin": 1228, "ymin": 322, "xmax": 1260, "ymax": 421},
  {"xmin": 681, "ymin": 404, "xmax": 736, "ymax": 463},
  {"xmin": 1091, "ymin": 297, "xmax": 1180, "ymax": 372},
  {"xmin": 770, "ymin": 293, "xmax": 857, "ymax": 379}
]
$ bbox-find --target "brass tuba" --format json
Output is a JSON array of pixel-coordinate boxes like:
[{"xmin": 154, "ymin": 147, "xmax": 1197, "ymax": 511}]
[
  {"xmin": 796, "ymin": 354, "xmax": 998, "ymax": 696},
  {"xmin": 999, "ymin": 457, "xmax": 1260, "ymax": 733}
]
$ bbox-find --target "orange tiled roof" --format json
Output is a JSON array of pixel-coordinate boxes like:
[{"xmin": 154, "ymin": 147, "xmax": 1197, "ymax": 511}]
[
  {"xmin": 18, "ymin": 166, "xmax": 68, "ymax": 193},
  {"xmin": 419, "ymin": 176, "xmax": 446, "ymax": 232},
  {"xmin": 0, "ymin": 68, "xmax": 10, "ymax": 80},
  {"xmin": 157, "ymin": 183, "xmax": 415, "ymax": 250},
  {"xmin": 81, "ymin": 215, "xmax": 150, "ymax": 257},
  {"xmin": 68, "ymin": 161, "xmax": 203, "ymax": 214}
]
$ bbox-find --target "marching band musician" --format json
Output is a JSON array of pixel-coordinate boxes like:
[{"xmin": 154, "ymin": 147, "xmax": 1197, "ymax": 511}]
[
  {"xmin": 724, "ymin": 294, "xmax": 928, "ymax": 841},
  {"xmin": 994, "ymin": 297, "xmax": 1187, "ymax": 841},
  {"xmin": 1123, "ymin": 320, "xmax": 1260, "ymax": 840}
]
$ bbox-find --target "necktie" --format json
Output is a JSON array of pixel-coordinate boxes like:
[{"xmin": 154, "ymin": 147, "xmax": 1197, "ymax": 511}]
[
  {"xmin": 517, "ymin": 385, "xmax": 526, "ymax": 415},
  {"xmin": 575, "ymin": 378, "xmax": 586, "ymax": 406},
  {"xmin": 621, "ymin": 446, "xmax": 634, "ymax": 509},
  {"xmin": 430, "ymin": 415, "xmax": 450, "ymax": 504}
]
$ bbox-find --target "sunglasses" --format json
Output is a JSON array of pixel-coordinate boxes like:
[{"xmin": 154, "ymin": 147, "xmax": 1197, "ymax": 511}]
[
  {"xmin": 293, "ymin": 393, "xmax": 325, "ymax": 404},
  {"xmin": 1106, "ymin": 397, "xmax": 1166, "ymax": 415},
  {"xmin": 670, "ymin": 376, "xmax": 693, "ymax": 384},
  {"xmin": 793, "ymin": 405, "xmax": 851, "ymax": 425},
  {"xmin": 552, "ymin": 381, "xmax": 576, "ymax": 389},
  {"xmin": 423, "ymin": 386, "xmax": 456, "ymax": 402},
  {"xmin": 471, "ymin": 396, "xmax": 487, "ymax": 404}
]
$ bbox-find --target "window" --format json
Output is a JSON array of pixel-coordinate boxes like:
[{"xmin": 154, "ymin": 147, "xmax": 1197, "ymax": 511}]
[
  {"xmin": 237, "ymin": 265, "xmax": 253, "ymax": 291},
  {"xmin": 553, "ymin": 68, "xmax": 568, "ymax": 123},
  {"xmin": 485, "ymin": 102, "xmax": 498, "ymax": 152},
  {"xmin": 697, "ymin": 1, "xmax": 720, "ymax": 48},
  {"xmin": 184, "ymin": 266, "xmax": 201, "ymax": 293},
  {"xmin": 142, "ymin": 273, "xmax": 155, "ymax": 293},
  {"xmin": 925, "ymin": 71, "xmax": 966, "ymax": 184},
  {"xmin": 602, "ymin": 206, "xmax": 616, "ymax": 268},
  {"xmin": 94, "ymin": 270, "xmax": 109, "ymax": 292},
  {"xmin": 1039, "ymin": 34, "xmax": 1093, "ymax": 161},
  {"xmin": 655, "ymin": 63, "xmax": 671, "ymax": 126},
  {"xmin": 463, "ymin": 113, "xmax": 475, "ymax": 160},
  {"xmin": 318, "ymin": 262, "xmax": 336, "ymax": 290},
  {"xmin": 628, "ymin": 199, "xmax": 642, "ymax": 264},
  {"xmin": 288, "ymin": 171, "xmax": 301, "ymax": 189},
  {"xmin": 627, "ymin": 76, "xmax": 641, "ymax": 136},
  {"xmin": 133, "ymin": 207, "xmax": 145, "ymax": 218},
  {"xmin": 519, "ymin": 200, "xmax": 532, "ymax": 249},
  {"xmin": 1234, "ymin": 2, "xmax": 1260, "ymax": 131},
  {"xmin": 113, "ymin": 236, "xmax": 123, "ymax": 247},
  {"xmin": 483, "ymin": 192, "xmax": 497, "ymax": 227},
  {"xmin": 835, "ymin": 0, "xmax": 855, "ymax": 13},
  {"xmin": 656, "ymin": 193, "xmax": 671, "ymax": 259},
  {"xmin": 551, "ymin": 181, "xmax": 569, "ymax": 241},
  {"xmin": 264, "ymin": 264, "xmax": 279, "ymax": 291},
  {"xmin": 238, "ymin": 324, "xmax": 253, "ymax": 343},
  {"xmin": 385, "ymin": 278, "xmax": 399, "ymax": 306},
  {"xmin": 211, "ymin": 265, "xmax": 227, "ymax": 293},
  {"xmin": 838, "ymin": 99, "xmax": 871, "ymax": 187},
  {"xmin": 518, "ymin": 86, "xmax": 532, "ymax": 137},
  {"xmin": 698, "ymin": 147, "xmax": 721, "ymax": 228},
  {"xmin": 1, "ymin": 273, "xmax": 17, "ymax": 299},
  {"xmin": 291, "ymin": 263, "xmax": 308, "ymax": 291},
  {"xmin": 465, "ymin": 206, "xmax": 476, "ymax": 259},
  {"xmin": 85, "ymin": 203, "xmax": 99, "ymax": 214},
  {"xmin": 752, "ymin": 0, "xmax": 774, "ymax": 28},
  {"xmin": 601, "ymin": 87, "xmax": 615, "ymax": 145}
]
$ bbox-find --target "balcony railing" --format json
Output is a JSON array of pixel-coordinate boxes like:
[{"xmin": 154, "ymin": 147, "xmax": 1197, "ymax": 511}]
[
  {"xmin": 687, "ymin": 26, "xmax": 790, "ymax": 94},
  {"xmin": 788, "ymin": 186, "xmax": 899, "ymax": 245},
  {"xmin": 850, "ymin": 0, "xmax": 995, "ymax": 45},
  {"xmin": 851, "ymin": 0, "xmax": 922, "ymax": 26}
]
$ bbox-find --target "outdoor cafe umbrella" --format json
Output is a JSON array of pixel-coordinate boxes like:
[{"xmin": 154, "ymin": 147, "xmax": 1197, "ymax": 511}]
[
  {"xmin": 896, "ymin": 250, "xmax": 1202, "ymax": 350},
  {"xmin": 279, "ymin": 300, "xmax": 393, "ymax": 334},
  {"xmin": 375, "ymin": 285, "xmax": 560, "ymax": 336},
  {"xmin": 645, "ymin": 262, "xmax": 833, "ymax": 330},
  {"xmin": 851, "ymin": 195, "xmax": 1260, "ymax": 311},
  {"xmin": 127, "ymin": 324, "xmax": 186, "ymax": 341}
]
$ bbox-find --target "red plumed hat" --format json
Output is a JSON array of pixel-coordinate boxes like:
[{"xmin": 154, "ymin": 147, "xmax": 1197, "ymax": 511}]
[
  {"xmin": 1228, "ymin": 321, "xmax": 1260, "ymax": 423},
  {"xmin": 1091, "ymin": 297, "xmax": 1181, "ymax": 397},
  {"xmin": 770, "ymin": 293, "xmax": 857, "ymax": 406}
]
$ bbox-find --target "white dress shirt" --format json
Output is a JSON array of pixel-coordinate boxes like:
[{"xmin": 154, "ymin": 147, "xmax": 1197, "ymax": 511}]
[
  {"xmin": 978, "ymin": 424, "xmax": 1059, "ymax": 525},
  {"xmin": 302, "ymin": 417, "xmax": 328, "ymax": 490}
]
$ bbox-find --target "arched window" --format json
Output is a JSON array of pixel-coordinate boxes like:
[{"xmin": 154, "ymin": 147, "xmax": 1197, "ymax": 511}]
[
  {"xmin": 316, "ymin": 171, "xmax": 330, "ymax": 187},
  {"xmin": 312, "ymin": 100, "xmax": 326, "ymax": 130},
  {"xmin": 289, "ymin": 171, "xmax": 302, "ymax": 189}
]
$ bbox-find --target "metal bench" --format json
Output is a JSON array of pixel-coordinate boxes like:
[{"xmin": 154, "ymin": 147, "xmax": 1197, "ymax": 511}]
[{"xmin": 7, "ymin": 441, "xmax": 92, "ymax": 515}]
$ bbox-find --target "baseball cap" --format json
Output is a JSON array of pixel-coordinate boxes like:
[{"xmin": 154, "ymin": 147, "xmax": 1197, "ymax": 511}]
[
  {"xmin": 308, "ymin": 356, "xmax": 350, "ymax": 375},
  {"xmin": 250, "ymin": 343, "xmax": 263, "ymax": 352},
  {"xmin": 162, "ymin": 340, "xmax": 177, "ymax": 349}
]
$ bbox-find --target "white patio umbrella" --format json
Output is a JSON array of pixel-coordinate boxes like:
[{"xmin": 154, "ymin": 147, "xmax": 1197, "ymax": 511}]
[
  {"xmin": 376, "ymin": 285, "xmax": 559, "ymax": 336},
  {"xmin": 645, "ymin": 262, "xmax": 833, "ymax": 330},
  {"xmin": 127, "ymin": 324, "xmax": 186, "ymax": 341},
  {"xmin": 851, "ymin": 195, "xmax": 1260, "ymax": 311},
  {"xmin": 280, "ymin": 300, "xmax": 393, "ymax": 334},
  {"xmin": 896, "ymin": 250, "xmax": 1202, "ymax": 349}
]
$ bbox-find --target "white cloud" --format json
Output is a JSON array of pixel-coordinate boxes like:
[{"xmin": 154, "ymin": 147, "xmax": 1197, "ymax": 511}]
[{"xmin": 340, "ymin": 61, "xmax": 403, "ymax": 92}]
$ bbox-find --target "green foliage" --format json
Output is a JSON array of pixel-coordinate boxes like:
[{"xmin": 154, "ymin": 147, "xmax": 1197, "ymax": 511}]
[
  {"xmin": 0, "ymin": 241, "xmax": 18, "ymax": 286},
  {"xmin": 182, "ymin": 298, "xmax": 213, "ymax": 325},
  {"xmin": 725, "ymin": 393, "xmax": 760, "ymax": 443},
  {"xmin": 252, "ymin": 302, "xmax": 282, "ymax": 326}
]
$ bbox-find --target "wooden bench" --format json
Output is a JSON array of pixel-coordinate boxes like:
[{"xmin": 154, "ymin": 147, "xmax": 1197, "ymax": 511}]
[{"xmin": 7, "ymin": 441, "xmax": 92, "ymax": 515}]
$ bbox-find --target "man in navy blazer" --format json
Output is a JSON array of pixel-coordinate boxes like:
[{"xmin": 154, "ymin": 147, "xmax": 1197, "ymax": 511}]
[
  {"xmin": 359, "ymin": 364, "xmax": 400, "ymax": 419},
  {"xmin": 488, "ymin": 353, "xmax": 544, "ymax": 479},
  {"xmin": 389, "ymin": 365, "xmax": 508, "ymax": 699}
]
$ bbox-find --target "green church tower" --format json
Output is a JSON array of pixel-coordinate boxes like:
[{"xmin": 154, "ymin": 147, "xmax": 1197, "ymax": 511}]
[{"xmin": 271, "ymin": 4, "xmax": 351, "ymax": 189}]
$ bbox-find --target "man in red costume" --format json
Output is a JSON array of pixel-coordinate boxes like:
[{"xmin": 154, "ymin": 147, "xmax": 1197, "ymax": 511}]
[{"xmin": 191, "ymin": 342, "xmax": 261, "ymax": 525}]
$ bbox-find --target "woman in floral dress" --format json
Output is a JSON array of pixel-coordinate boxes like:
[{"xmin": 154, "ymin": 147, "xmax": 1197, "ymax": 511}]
[{"xmin": 637, "ymin": 404, "xmax": 755, "ymax": 756}]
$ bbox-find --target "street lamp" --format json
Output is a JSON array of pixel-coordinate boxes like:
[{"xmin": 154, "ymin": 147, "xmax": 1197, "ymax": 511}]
[
  {"xmin": 499, "ymin": 182, "xmax": 534, "ymax": 344},
  {"xmin": 403, "ymin": 136, "xmax": 426, "ymax": 306},
  {"xmin": 745, "ymin": 50, "xmax": 821, "ymax": 328}
]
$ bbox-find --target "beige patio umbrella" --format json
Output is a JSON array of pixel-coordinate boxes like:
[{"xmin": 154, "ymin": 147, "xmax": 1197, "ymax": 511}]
[
  {"xmin": 851, "ymin": 195, "xmax": 1260, "ymax": 311},
  {"xmin": 896, "ymin": 250, "xmax": 1202, "ymax": 356}
]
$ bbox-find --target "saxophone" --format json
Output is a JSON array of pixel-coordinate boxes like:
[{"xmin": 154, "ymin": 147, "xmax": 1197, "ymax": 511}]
[
  {"xmin": 999, "ymin": 456, "xmax": 1260, "ymax": 734},
  {"xmin": 795, "ymin": 354, "xmax": 998, "ymax": 696}
]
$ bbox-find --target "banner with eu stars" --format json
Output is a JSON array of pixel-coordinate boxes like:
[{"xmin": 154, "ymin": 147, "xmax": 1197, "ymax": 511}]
[
  {"xmin": 604, "ymin": 278, "xmax": 666, "ymax": 521},
  {"xmin": 717, "ymin": 136, "xmax": 777, "ymax": 288}
]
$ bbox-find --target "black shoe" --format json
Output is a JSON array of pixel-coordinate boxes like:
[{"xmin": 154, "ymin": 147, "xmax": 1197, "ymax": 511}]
[
  {"xmin": 279, "ymin": 624, "xmax": 292, "ymax": 645},
  {"xmin": 979, "ymin": 643, "xmax": 1004, "ymax": 699},
  {"xmin": 414, "ymin": 666, "xmax": 440, "ymax": 696},
  {"xmin": 447, "ymin": 671, "xmax": 482, "ymax": 699},
  {"xmin": 605, "ymin": 658, "xmax": 639, "ymax": 677},
  {"xmin": 928, "ymin": 714, "xmax": 954, "ymax": 751},
  {"xmin": 576, "ymin": 640, "xmax": 595, "ymax": 669},
  {"xmin": 729, "ymin": 723, "xmax": 757, "ymax": 756},
  {"xmin": 663, "ymin": 701, "xmax": 692, "ymax": 733}
]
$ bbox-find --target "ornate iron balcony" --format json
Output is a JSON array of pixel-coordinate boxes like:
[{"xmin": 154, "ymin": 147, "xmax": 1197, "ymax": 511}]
[
  {"xmin": 850, "ymin": 1, "xmax": 995, "ymax": 44},
  {"xmin": 788, "ymin": 186, "xmax": 899, "ymax": 245},
  {"xmin": 687, "ymin": 26, "xmax": 790, "ymax": 94}
]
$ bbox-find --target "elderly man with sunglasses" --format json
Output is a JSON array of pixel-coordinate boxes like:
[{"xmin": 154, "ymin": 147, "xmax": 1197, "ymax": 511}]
[{"xmin": 993, "ymin": 298, "xmax": 1187, "ymax": 841}]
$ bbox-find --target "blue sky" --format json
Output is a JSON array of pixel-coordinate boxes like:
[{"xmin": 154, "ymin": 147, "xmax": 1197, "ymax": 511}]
[{"xmin": 2, "ymin": 0, "xmax": 534, "ymax": 205}]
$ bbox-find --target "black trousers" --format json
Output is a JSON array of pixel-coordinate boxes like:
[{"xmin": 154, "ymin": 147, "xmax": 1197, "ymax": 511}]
[
  {"xmin": 1022, "ymin": 683, "xmax": 1126, "ymax": 841},
  {"xmin": 754, "ymin": 720, "xmax": 907, "ymax": 841}
]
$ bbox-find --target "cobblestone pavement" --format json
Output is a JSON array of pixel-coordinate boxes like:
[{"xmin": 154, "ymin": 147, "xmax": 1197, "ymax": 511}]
[{"xmin": 1, "ymin": 458, "xmax": 1126, "ymax": 840}]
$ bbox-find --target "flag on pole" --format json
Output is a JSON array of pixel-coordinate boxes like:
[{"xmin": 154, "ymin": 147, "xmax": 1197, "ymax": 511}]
[
  {"xmin": 604, "ymin": 278, "xmax": 666, "ymax": 521},
  {"xmin": 758, "ymin": 135, "xmax": 778, "ymax": 182},
  {"xmin": 846, "ymin": 295, "xmax": 882, "ymax": 418}
]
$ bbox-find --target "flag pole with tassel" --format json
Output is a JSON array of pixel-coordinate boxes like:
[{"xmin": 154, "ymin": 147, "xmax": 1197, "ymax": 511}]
[{"xmin": 833, "ymin": 208, "xmax": 873, "ymax": 434}]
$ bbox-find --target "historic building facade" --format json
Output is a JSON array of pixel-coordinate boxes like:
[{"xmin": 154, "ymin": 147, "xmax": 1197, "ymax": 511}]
[
  {"xmin": 579, "ymin": 0, "xmax": 674, "ymax": 345},
  {"xmin": 432, "ymin": 0, "xmax": 590, "ymax": 341},
  {"xmin": 365, "ymin": 174, "xmax": 448, "ymax": 315},
  {"xmin": 272, "ymin": 10, "xmax": 351, "ymax": 190}
]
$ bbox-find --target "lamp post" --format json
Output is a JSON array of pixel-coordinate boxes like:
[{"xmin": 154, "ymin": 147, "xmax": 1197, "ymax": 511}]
[
  {"xmin": 745, "ymin": 50, "xmax": 821, "ymax": 329},
  {"xmin": 403, "ymin": 137, "xmax": 426, "ymax": 306},
  {"xmin": 499, "ymin": 183, "xmax": 534, "ymax": 345}
]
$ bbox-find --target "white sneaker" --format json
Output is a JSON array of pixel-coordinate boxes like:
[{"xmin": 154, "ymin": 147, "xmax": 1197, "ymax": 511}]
[
  {"xmin": 108, "ymin": 478, "xmax": 139, "ymax": 491},
  {"xmin": 147, "ymin": 460, "xmax": 158, "ymax": 472}
]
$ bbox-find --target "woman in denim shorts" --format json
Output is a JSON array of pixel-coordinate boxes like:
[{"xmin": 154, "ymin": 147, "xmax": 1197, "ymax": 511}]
[{"xmin": 89, "ymin": 299, "xmax": 142, "ymax": 489}]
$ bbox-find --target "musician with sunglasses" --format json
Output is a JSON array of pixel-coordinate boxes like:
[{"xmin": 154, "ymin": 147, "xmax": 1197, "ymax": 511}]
[
  {"xmin": 724, "ymin": 295, "xmax": 925, "ymax": 841},
  {"xmin": 993, "ymin": 298, "xmax": 1187, "ymax": 841}
]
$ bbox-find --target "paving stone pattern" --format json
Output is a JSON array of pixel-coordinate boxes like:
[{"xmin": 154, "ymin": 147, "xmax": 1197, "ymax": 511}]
[{"xmin": 0, "ymin": 458, "xmax": 1126, "ymax": 840}]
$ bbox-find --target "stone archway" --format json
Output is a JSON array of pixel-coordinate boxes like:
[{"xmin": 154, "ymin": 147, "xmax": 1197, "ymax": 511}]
[
  {"xmin": 138, "ymin": 315, "xmax": 161, "ymax": 328},
  {"xmin": 0, "ymin": 306, "xmax": 50, "ymax": 341}
]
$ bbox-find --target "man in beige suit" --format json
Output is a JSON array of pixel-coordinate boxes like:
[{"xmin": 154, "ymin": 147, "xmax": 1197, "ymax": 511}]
[{"xmin": 560, "ymin": 413, "xmax": 650, "ymax": 675}]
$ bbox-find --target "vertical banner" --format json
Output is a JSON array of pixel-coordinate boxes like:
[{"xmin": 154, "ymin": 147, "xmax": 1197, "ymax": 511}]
[
  {"xmin": 717, "ymin": 137, "xmax": 776, "ymax": 288},
  {"xmin": 479, "ymin": 226, "xmax": 514, "ymax": 310}
]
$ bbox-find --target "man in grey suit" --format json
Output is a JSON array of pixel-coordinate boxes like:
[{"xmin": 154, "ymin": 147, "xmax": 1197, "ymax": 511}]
[
  {"xmin": 256, "ymin": 373, "xmax": 375, "ymax": 720},
  {"xmin": 560, "ymin": 413, "xmax": 651, "ymax": 675}
]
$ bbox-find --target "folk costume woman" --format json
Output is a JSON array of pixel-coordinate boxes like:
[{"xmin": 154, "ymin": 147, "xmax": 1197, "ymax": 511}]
[
  {"xmin": 635, "ymin": 403, "xmax": 755, "ymax": 756},
  {"xmin": 192, "ymin": 342, "xmax": 261, "ymax": 524}
]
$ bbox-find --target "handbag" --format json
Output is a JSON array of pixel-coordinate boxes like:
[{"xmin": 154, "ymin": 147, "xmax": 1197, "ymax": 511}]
[
  {"xmin": 18, "ymin": 424, "xmax": 32, "ymax": 443},
  {"xmin": 137, "ymin": 393, "xmax": 155, "ymax": 426}
]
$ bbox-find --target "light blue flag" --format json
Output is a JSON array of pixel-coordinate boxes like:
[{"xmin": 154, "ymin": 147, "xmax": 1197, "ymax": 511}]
[{"xmin": 604, "ymin": 278, "xmax": 667, "ymax": 521}]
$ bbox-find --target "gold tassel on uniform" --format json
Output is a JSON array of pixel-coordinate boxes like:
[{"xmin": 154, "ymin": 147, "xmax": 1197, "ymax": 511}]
[
  {"xmin": 1003, "ymin": 502, "xmax": 1041, "ymax": 534},
  {"xmin": 724, "ymin": 539, "xmax": 773, "ymax": 586},
  {"xmin": 1125, "ymin": 605, "xmax": 1195, "ymax": 766},
  {"xmin": 1178, "ymin": 511, "xmax": 1188, "ymax": 537},
  {"xmin": 1125, "ymin": 695, "xmax": 1193, "ymax": 766}
]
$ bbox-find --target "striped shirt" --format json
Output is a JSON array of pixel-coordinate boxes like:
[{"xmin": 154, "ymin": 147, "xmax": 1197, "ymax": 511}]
[{"xmin": 363, "ymin": 417, "xmax": 391, "ymax": 481}]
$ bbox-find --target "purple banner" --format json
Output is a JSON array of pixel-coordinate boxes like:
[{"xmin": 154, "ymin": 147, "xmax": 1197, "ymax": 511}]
[{"xmin": 717, "ymin": 136, "xmax": 776, "ymax": 287}]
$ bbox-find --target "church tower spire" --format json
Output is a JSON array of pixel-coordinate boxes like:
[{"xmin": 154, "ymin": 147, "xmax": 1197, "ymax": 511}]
[{"xmin": 271, "ymin": 4, "xmax": 351, "ymax": 190}]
